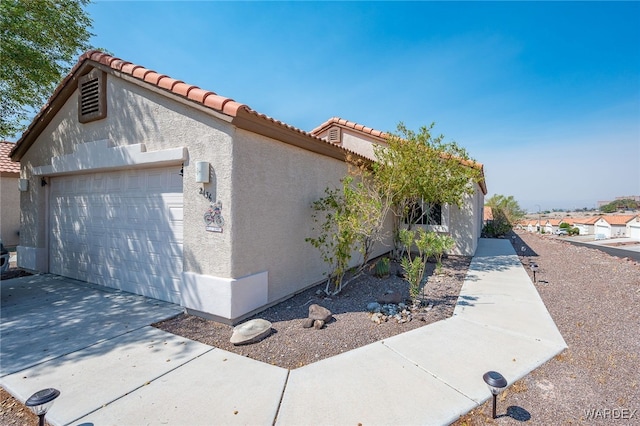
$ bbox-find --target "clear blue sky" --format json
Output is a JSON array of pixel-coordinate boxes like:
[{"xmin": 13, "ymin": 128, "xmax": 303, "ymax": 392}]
[{"xmin": 86, "ymin": 1, "xmax": 639, "ymax": 212}]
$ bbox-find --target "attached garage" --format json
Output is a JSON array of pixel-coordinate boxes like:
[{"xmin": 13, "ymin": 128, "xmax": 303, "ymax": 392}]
[
  {"xmin": 594, "ymin": 219, "xmax": 611, "ymax": 239},
  {"xmin": 49, "ymin": 167, "xmax": 183, "ymax": 303},
  {"xmin": 628, "ymin": 218, "xmax": 640, "ymax": 240}
]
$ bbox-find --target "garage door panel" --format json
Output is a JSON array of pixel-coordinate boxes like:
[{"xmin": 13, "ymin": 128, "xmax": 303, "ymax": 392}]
[{"xmin": 50, "ymin": 167, "xmax": 183, "ymax": 304}]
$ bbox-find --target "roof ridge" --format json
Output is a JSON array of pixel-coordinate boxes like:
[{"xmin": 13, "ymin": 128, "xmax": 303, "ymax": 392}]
[
  {"xmin": 80, "ymin": 50, "xmax": 248, "ymax": 117},
  {"xmin": 311, "ymin": 117, "xmax": 387, "ymax": 138}
]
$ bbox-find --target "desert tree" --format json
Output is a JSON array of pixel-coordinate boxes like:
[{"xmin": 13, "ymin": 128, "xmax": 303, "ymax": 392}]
[
  {"xmin": 306, "ymin": 158, "xmax": 388, "ymax": 295},
  {"xmin": 0, "ymin": 0, "xmax": 94, "ymax": 138},
  {"xmin": 373, "ymin": 122, "xmax": 483, "ymax": 256}
]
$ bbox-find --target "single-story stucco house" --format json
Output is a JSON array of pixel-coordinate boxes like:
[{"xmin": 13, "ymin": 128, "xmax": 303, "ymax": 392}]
[
  {"xmin": 572, "ymin": 216, "xmax": 601, "ymax": 236},
  {"xmin": 543, "ymin": 218, "xmax": 569, "ymax": 235},
  {"xmin": 594, "ymin": 215, "xmax": 637, "ymax": 239},
  {"xmin": 626, "ymin": 216, "xmax": 640, "ymax": 240},
  {"xmin": 9, "ymin": 51, "xmax": 486, "ymax": 324},
  {"xmin": 1, "ymin": 141, "xmax": 21, "ymax": 248}
]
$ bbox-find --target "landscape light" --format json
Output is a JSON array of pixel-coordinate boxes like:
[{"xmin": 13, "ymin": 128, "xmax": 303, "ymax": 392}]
[
  {"xmin": 530, "ymin": 263, "xmax": 539, "ymax": 282},
  {"xmin": 25, "ymin": 388, "xmax": 60, "ymax": 426},
  {"xmin": 483, "ymin": 371, "xmax": 507, "ymax": 419}
]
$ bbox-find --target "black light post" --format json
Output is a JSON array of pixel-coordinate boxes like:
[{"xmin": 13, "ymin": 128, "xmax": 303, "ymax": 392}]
[
  {"xmin": 483, "ymin": 371, "xmax": 507, "ymax": 419},
  {"xmin": 25, "ymin": 388, "xmax": 60, "ymax": 426},
  {"xmin": 530, "ymin": 263, "xmax": 539, "ymax": 283}
]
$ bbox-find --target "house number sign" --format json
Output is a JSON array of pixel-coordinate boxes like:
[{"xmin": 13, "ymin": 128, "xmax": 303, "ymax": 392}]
[
  {"xmin": 199, "ymin": 187, "xmax": 213, "ymax": 202},
  {"xmin": 204, "ymin": 201, "xmax": 224, "ymax": 233}
]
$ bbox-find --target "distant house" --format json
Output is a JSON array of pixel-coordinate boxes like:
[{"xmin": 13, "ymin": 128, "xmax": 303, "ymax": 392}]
[
  {"xmin": 0, "ymin": 141, "xmax": 21, "ymax": 248},
  {"xmin": 572, "ymin": 216, "xmax": 601, "ymax": 236},
  {"xmin": 626, "ymin": 216, "xmax": 640, "ymax": 240},
  {"xmin": 526, "ymin": 219, "xmax": 541, "ymax": 233},
  {"xmin": 483, "ymin": 206, "xmax": 493, "ymax": 226},
  {"xmin": 544, "ymin": 218, "xmax": 569, "ymax": 234},
  {"xmin": 594, "ymin": 215, "xmax": 637, "ymax": 238},
  {"xmin": 8, "ymin": 51, "xmax": 487, "ymax": 324}
]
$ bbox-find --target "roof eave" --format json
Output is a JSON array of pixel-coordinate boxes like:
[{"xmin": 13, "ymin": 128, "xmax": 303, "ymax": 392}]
[{"xmin": 232, "ymin": 110, "xmax": 370, "ymax": 164}]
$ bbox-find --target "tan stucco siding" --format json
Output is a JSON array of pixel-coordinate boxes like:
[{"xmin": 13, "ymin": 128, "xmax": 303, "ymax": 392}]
[
  {"xmin": 17, "ymin": 75, "xmax": 236, "ymax": 277},
  {"xmin": 230, "ymin": 129, "xmax": 352, "ymax": 302},
  {"xmin": 1, "ymin": 176, "xmax": 21, "ymax": 247},
  {"xmin": 449, "ymin": 184, "xmax": 483, "ymax": 256},
  {"xmin": 341, "ymin": 130, "xmax": 381, "ymax": 161}
]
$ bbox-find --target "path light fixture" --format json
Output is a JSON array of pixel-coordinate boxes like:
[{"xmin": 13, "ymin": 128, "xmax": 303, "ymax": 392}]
[
  {"xmin": 530, "ymin": 263, "xmax": 539, "ymax": 282},
  {"xmin": 25, "ymin": 388, "xmax": 60, "ymax": 426},
  {"xmin": 483, "ymin": 371, "xmax": 507, "ymax": 419}
]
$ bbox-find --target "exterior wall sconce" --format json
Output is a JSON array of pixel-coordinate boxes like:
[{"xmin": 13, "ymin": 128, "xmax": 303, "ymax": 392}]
[
  {"xmin": 483, "ymin": 371, "xmax": 507, "ymax": 419},
  {"xmin": 196, "ymin": 161, "xmax": 209, "ymax": 183},
  {"xmin": 18, "ymin": 179, "xmax": 29, "ymax": 192},
  {"xmin": 25, "ymin": 388, "xmax": 60, "ymax": 426},
  {"xmin": 41, "ymin": 177, "xmax": 47, "ymax": 187}
]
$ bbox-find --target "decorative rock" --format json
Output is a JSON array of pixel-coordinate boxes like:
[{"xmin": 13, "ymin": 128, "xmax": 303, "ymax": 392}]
[
  {"xmin": 366, "ymin": 302, "xmax": 382, "ymax": 313},
  {"xmin": 302, "ymin": 318, "xmax": 314, "ymax": 328},
  {"xmin": 230, "ymin": 319, "xmax": 272, "ymax": 346},
  {"xmin": 308, "ymin": 304, "xmax": 332, "ymax": 322},
  {"xmin": 377, "ymin": 291, "xmax": 402, "ymax": 305},
  {"xmin": 313, "ymin": 319, "xmax": 325, "ymax": 329}
]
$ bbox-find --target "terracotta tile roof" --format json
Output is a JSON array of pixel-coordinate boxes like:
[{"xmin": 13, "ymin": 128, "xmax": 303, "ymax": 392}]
[
  {"xmin": 311, "ymin": 117, "xmax": 388, "ymax": 139},
  {"xmin": 599, "ymin": 215, "xmax": 637, "ymax": 225},
  {"xmin": 546, "ymin": 218, "xmax": 569, "ymax": 226},
  {"xmin": 483, "ymin": 206, "xmax": 493, "ymax": 220},
  {"xmin": 10, "ymin": 50, "xmax": 366, "ymax": 163},
  {"xmin": 573, "ymin": 216, "xmax": 601, "ymax": 225},
  {"xmin": 312, "ymin": 117, "xmax": 487, "ymax": 194},
  {"xmin": 0, "ymin": 141, "xmax": 20, "ymax": 175}
]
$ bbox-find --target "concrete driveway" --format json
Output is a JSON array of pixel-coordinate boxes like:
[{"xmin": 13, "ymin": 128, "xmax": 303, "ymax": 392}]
[{"xmin": 1, "ymin": 274, "xmax": 184, "ymax": 377}]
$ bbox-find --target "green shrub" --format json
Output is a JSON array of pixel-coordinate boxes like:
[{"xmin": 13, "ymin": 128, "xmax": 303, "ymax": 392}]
[{"xmin": 374, "ymin": 257, "xmax": 390, "ymax": 278}]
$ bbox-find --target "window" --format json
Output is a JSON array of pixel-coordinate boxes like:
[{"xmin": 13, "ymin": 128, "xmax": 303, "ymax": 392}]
[
  {"xmin": 78, "ymin": 69, "xmax": 107, "ymax": 123},
  {"xmin": 405, "ymin": 200, "xmax": 443, "ymax": 226}
]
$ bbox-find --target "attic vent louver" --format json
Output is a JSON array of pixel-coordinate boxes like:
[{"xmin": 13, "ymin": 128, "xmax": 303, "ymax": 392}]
[
  {"xmin": 78, "ymin": 69, "xmax": 107, "ymax": 123},
  {"xmin": 328, "ymin": 127, "xmax": 341, "ymax": 144}
]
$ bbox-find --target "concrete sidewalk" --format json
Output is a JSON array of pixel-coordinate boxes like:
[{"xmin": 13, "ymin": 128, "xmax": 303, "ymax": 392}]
[{"xmin": 1, "ymin": 239, "xmax": 566, "ymax": 425}]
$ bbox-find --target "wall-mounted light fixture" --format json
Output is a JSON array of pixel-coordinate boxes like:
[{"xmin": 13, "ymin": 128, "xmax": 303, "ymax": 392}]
[
  {"xmin": 196, "ymin": 161, "xmax": 209, "ymax": 183},
  {"xmin": 179, "ymin": 163, "xmax": 184, "ymax": 177},
  {"xmin": 41, "ymin": 177, "xmax": 47, "ymax": 187},
  {"xmin": 18, "ymin": 179, "xmax": 29, "ymax": 192}
]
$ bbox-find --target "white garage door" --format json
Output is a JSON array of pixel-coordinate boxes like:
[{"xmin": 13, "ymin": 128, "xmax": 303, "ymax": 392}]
[
  {"xmin": 630, "ymin": 225, "xmax": 640, "ymax": 240},
  {"xmin": 49, "ymin": 167, "xmax": 183, "ymax": 303},
  {"xmin": 595, "ymin": 224, "xmax": 610, "ymax": 239}
]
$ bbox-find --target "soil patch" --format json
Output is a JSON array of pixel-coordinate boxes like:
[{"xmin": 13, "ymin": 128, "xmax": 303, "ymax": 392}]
[{"xmin": 154, "ymin": 255, "xmax": 470, "ymax": 369}]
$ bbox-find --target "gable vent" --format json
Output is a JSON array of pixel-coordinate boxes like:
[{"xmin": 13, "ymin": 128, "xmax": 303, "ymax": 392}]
[
  {"xmin": 328, "ymin": 127, "xmax": 341, "ymax": 144},
  {"xmin": 78, "ymin": 69, "xmax": 107, "ymax": 123}
]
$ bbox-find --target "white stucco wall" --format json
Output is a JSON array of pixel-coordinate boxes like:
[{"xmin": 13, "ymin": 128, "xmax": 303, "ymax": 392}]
[
  {"xmin": 17, "ymin": 73, "xmax": 236, "ymax": 280},
  {"xmin": 0, "ymin": 175, "xmax": 21, "ymax": 248}
]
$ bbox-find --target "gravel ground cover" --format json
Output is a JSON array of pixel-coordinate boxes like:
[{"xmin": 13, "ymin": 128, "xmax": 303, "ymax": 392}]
[
  {"xmin": 154, "ymin": 255, "xmax": 470, "ymax": 369},
  {"xmin": 455, "ymin": 232, "xmax": 640, "ymax": 425}
]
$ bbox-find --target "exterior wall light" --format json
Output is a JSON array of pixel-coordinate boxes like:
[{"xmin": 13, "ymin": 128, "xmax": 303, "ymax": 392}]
[
  {"xmin": 483, "ymin": 371, "xmax": 507, "ymax": 419},
  {"xmin": 25, "ymin": 388, "xmax": 60, "ymax": 426},
  {"xmin": 196, "ymin": 161, "xmax": 210, "ymax": 183}
]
